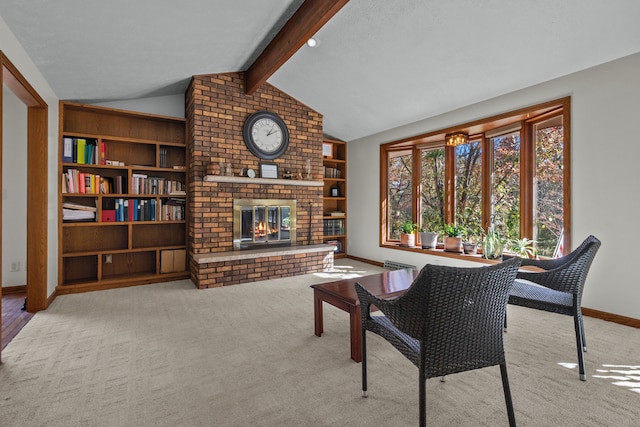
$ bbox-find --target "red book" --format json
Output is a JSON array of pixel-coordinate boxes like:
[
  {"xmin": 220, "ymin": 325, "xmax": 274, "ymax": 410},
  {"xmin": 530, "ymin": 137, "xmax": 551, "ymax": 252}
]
[
  {"xmin": 102, "ymin": 210, "xmax": 116, "ymax": 222},
  {"xmin": 78, "ymin": 172, "xmax": 86, "ymax": 194},
  {"xmin": 128, "ymin": 199, "xmax": 135, "ymax": 222},
  {"xmin": 100, "ymin": 141, "xmax": 106, "ymax": 165}
]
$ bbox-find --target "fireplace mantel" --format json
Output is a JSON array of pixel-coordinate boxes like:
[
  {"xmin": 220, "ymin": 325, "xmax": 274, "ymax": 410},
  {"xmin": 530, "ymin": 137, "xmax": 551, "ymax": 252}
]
[{"xmin": 203, "ymin": 175, "xmax": 323, "ymax": 187}]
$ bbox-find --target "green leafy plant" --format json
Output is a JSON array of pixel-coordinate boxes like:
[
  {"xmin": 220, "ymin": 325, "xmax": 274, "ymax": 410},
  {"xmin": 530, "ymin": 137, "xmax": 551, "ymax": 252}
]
[
  {"xmin": 442, "ymin": 223, "xmax": 465, "ymax": 237},
  {"xmin": 399, "ymin": 220, "xmax": 418, "ymax": 234},
  {"xmin": 482, "ymin": 225, "xmax": 506, "ymax": 260},
  {"xmin": 508, "ymin": 237, "xmax": 538, "ymax": 259}
]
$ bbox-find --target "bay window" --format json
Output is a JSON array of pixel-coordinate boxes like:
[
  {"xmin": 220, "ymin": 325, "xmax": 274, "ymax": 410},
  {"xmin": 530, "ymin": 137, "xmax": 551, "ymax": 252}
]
[{"xmin": 380, "ymin": 97, "xmax": 570, "ymax": 257}]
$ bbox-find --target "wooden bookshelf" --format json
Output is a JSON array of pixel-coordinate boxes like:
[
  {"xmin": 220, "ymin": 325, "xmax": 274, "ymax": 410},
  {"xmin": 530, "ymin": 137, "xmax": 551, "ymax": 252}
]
[
  {"xmin": 57, "ymin": 101, "xmax": 188, "ymax": 294},
  {"xmin": 322, "ymin": 138, "xmax": 347, "ymax": 258}
]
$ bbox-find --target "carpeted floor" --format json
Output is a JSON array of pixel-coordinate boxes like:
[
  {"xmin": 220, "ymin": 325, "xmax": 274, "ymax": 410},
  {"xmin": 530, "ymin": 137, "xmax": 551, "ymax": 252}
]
[{"xmin": 0, "ymin": 259, "xmax": 638, "ymax": 426}]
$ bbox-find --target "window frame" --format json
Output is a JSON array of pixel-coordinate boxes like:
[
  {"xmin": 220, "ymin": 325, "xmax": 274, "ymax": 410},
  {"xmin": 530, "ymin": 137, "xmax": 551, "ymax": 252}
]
[{"xmin": 380, "ymin": 97, "xmax": 571, "ymax": 257}]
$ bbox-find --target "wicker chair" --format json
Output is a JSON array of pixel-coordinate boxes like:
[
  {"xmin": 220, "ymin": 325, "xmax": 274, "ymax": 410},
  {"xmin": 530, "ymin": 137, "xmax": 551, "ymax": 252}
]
[
  {"xmin": 355, "ymin": 257, "xmax": 521, "ymax": 427},
  {"xmin": 508, "ymin": 235, "xmax": 601, "ymax": 381}
]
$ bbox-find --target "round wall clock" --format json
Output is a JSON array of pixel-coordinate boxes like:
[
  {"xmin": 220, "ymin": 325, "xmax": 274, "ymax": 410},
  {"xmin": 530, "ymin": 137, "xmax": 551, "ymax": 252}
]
[{"xmin": 242, "ymin": 110, "xmax": 290, "ymax": 160}]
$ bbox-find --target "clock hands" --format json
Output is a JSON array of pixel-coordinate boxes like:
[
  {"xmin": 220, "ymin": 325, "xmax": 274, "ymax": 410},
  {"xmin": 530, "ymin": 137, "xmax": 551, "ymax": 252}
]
[{"xmin": 266, "ymin": 126, "xmax": 280, "ymax": 137}]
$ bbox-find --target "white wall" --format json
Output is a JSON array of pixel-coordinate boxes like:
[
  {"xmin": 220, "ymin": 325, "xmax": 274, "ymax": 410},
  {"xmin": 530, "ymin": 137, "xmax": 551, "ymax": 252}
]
[
  {"xmin": 2, "ymin": 85, "xmax": 27, "ymax": 287},
  {"xmin": 348, "ymin": 52, "xmax": 640, "ymax": 319},
  {"xmin": 93, "ymin": 94, "xmax": 185, "ymax": 118},
  {"xmin": 1, "ymin": 15, "xmax": 60, "ymax": 298}
]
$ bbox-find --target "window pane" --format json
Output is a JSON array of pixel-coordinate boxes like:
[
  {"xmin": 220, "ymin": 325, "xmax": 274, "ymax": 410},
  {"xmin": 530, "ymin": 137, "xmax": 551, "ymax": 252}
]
[
  {"xmin": 455, "ymin": 141, "xmax": 482, "ymax": 238},
  {"xmin": 388, "ymin": 151, "xmax": 413, "ymax": 240},
  {"xmin": 491, "ymin": 131, "xmax": 520, "ymax": 239},
  {"xmin": 420, "ymin": 148, "xmax": 444, "ymax": 231},
  {"xmin": 534, "ymin": 117, "xmax": 564, "ymax": 257}
]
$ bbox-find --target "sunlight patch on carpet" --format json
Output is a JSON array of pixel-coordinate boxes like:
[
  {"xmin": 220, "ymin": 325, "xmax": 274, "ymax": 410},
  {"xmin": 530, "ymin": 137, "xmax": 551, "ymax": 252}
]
[{"xmin": 593, "ymin": 364, "xmax": 640, "ymax": 394}]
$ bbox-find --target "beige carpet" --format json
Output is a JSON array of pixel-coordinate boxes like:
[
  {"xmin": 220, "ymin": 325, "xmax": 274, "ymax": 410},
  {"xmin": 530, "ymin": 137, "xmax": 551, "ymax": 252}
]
[{"xmin": 0, "ymin": 259, "xmax": 638, "ymax": 426}]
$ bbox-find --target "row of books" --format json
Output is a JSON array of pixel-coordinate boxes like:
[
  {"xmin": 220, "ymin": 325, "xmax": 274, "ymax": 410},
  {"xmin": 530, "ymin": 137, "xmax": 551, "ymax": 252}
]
[
  {"xmin": 131, "ymin": 174, "xmax": 185, "ymax": 195},
  {"xmin": 62, "ymin": 169, "xmax": 125, "ymax": 194},
  {"xmin": 105, "ymin": 198, "xmax": 183, "ymax": 222},
  {"xmin": 323, "ymin": 166, "xmax": 343, "ymax": 179},
  {"xmin": 323, "ymin": 219, "xmax": 345, "ymax": 236},
  {"xmin": 62, "ymin": 137, "xmax": 105, "ymax": 165}
]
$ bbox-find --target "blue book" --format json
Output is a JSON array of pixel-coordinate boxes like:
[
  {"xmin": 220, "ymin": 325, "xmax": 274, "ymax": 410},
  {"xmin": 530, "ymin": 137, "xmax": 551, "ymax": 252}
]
[{"xmin": 62, "ymin": 137, "xmax": 74, "ymax": 163}]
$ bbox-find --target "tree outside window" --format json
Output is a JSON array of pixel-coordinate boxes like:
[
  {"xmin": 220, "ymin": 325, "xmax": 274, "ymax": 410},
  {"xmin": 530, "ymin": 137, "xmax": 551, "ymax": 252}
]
[
  {"xmin": 491, "ymin": 131, "xmax": 521, "ymax": 240},
  {"xmin": 420, "ymin": 148, "xmax": 444, "ymax": 232},
  {"xmin": 455, "ymin": 141, "xmax": 482, "ymax": 238},
  {"xmin": 534, "ymin": 119, "xmax": 564, "ymax": 256},
  {"xmin": 388, "ymin": 150, "xmax": 412, "ymax": 240}
]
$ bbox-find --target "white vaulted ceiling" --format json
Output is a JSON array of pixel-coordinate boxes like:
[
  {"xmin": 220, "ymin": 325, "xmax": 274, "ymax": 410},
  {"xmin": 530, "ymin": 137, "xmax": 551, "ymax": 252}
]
[{"xmin": 1, "ymin": 0, "xmax": 640, "ymax": 141}]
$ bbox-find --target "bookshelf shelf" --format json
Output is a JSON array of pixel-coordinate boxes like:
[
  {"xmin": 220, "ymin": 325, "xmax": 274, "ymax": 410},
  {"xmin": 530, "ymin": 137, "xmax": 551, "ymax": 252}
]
[
  {"xmin": 322, "ymin": 138, "xmax": 347, "ymax": 258},
  {"xmin": 58, "ymin": 101, "xmax": 189, "ymax": 293}
]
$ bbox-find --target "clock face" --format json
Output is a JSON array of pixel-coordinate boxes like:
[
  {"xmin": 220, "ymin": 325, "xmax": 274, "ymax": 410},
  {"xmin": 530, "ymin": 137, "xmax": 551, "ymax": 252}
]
[{"xmin": 243, "ymin": 111, "xmax": 289, "ymax": 160}]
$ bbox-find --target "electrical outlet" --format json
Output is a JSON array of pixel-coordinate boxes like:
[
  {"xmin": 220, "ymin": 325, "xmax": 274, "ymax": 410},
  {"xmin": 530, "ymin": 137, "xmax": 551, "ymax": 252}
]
[
  {"xmin": 105, "ymin": 254, "xmax": 112, "ymax": 264},
  {"xmin": 10, "ymin": 261, "xmax": 20, "ymax": 272}
]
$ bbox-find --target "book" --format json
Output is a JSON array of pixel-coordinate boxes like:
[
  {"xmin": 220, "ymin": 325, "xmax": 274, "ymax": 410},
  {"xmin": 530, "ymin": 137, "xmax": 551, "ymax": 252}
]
[
  {"xmin": 76, "ymin": 138, "xmax": 86, "ymax": 164},
  {"xmin": 99, "ymin": 141, "xmax": 106, "ymax": 165},
  {"xmin": 101, "ymin": 210, "xmax": 116, "ymax": 222},
  {"xmin": 63, "ymin": 137, "xmax": 73, "ymax": 163},
  {"xmin": 62, "ymin": 201, "xmax": 97, "ymax": 212}
]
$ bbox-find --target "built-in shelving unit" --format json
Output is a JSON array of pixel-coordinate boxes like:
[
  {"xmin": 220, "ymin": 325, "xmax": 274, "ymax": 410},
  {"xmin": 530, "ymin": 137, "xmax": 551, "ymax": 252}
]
[
  {"xmin": 57, "ymin": 101, "xmax": 188, "ymax": 294},
  {"xmin": 322, "ymin": 138, "xmax": 347, "ymax": 257}
]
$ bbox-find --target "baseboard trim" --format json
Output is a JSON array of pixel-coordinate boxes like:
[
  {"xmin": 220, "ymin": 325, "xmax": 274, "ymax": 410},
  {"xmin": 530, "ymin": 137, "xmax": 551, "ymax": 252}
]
[
  {"xmin": 46, "ymin": 289, "xmax": 57, "ymax": 308},
  {"xmin": 2, "ymin": 285, "xmax": 27, "ymax": 294},
  {"xmin": 345, "ymin": 255, "xmax": 384, "ymax": 267},
  {"xmin": 345, "ymin": 255, "xmax": 640, "ymax": 329},
  {"xmin": 583, "ymin": 307, "xmax": 640, "ymax": 329}
]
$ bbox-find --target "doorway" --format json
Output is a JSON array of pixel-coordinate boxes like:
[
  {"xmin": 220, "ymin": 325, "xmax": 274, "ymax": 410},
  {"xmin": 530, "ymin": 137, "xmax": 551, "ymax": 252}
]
[{"xmin": 1, "ymin": 51, "xmax": 49, "ymax": 361}]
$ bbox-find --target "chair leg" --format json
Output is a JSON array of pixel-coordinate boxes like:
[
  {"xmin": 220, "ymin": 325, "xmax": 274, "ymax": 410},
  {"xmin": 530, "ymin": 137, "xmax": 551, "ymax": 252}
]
[
  {"xmin": 579, "ymin": 312, "xmax": 587, "ymax": 352},
  {"xmin": 419, "ymin": 363, "xmax": 426, "ymax": 427},
  {"xmin": 361, "ymin": 329, "xmax": 368, "ymax": 397},
  {"xmin": 500, "ymin": 363, "xmax": 517, "ymax": 427},
  {"xmin": 574, "ymin": 312, "xmax": 587, "ymax": 381}
]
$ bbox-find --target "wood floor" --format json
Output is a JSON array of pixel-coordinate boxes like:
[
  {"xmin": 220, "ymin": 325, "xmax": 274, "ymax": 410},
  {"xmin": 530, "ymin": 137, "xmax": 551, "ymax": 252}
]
[{"xmin": 2, "ymin": 289, "xmax": 33, "ymax": 350}]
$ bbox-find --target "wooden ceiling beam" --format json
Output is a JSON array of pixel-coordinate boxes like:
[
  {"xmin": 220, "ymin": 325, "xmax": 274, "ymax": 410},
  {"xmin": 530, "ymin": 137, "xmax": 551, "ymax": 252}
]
[{"xmin": 244, "ymin": 0, "xmax": 349, "ymax": 95}]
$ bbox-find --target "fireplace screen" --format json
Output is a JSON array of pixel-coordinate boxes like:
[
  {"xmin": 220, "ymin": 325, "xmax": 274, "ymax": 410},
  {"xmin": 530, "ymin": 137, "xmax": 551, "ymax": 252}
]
[{"xmin": 233, "ymin": 199, "xmax": 296, "ymax": 250}]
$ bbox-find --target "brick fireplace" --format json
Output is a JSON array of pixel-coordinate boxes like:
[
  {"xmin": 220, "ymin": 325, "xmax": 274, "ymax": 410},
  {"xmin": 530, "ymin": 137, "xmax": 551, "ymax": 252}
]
[{"xmin": 186, "ymin": 72, "xmax": 334, "ymax": 288}]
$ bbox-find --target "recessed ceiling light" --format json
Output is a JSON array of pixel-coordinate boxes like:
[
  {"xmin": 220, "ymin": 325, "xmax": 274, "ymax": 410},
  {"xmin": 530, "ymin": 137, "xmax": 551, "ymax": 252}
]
[{"xmin": 306, "ymin": 37, "xmax": 318, "ymax": 48}]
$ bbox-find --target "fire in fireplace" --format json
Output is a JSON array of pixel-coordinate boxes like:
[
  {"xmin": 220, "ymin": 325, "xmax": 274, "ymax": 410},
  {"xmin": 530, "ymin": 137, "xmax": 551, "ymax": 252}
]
[{"xmin": 233, "ymin": 199, "xmax": 296, "ymax": 250}]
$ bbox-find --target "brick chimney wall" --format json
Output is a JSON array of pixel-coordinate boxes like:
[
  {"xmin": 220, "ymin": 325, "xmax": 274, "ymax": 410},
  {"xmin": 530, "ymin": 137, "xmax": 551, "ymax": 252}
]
[{"xmin": 185, "ymin": 72, "xmax": 329, "ymax": 287}]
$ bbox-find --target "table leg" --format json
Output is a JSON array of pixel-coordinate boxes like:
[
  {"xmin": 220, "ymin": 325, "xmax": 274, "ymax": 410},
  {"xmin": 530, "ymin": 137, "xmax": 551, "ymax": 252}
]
[
  {"xmin": 314, "ymin": 289, "xmax": 324, "ymax": 337},
  {"xmin": 349, "ymin": 305, "xmax": 362, "ymax": 362}
]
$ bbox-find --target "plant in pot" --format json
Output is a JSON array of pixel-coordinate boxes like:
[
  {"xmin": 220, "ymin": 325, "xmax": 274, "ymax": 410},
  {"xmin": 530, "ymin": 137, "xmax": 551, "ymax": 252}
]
[
  {"xmin": 399, "ymin": 220, "xmax": 418, "ymax": 247},
  {"xmin": 418, "ymin": 224, "xmax": 439, "ymax": 249},
  {"xmin": 462, "ymin": 225, "xmax": 481, "ymax": 255},
  {"xmin": 442, "ymin": 223, "xmax": 464, "ymax": 253},
  {"xmin": 507, "ymin": 237, "xmax": 538, "ymax": 259},
  {"xmin": 482, "ymin": 225, "xmax": 506, "ymax": 260},
  {"xmin": 462, "ymin": 236, "xmax": 479, "ymax": 255}
]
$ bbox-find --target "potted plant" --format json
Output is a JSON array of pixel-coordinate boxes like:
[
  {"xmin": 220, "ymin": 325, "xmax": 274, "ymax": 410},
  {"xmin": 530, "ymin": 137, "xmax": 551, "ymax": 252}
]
[
  {"xmin": 399, "ymin": 220, "xmax": 418, "ymax": 247},
  {"xmin": 482, "ymin": 225, "xmax": 506, "ymax": 260},
  {"xmin": 418, "ymin": 225, "xmax": 439, "ymax": 249},
  {"xmin": 442, "ymin": 223, "xmax": 464, "ymax": 252},
  {"xmin": 462, "ymin": 225, "xmax": 481, "ymax": 254},
  {"xmin": 508, "ymin": 237, "xmax": 538, "ymax": 259},
  {"xmin": 462, "ymin": 236, "xmax": 479, "ymax": 254}
]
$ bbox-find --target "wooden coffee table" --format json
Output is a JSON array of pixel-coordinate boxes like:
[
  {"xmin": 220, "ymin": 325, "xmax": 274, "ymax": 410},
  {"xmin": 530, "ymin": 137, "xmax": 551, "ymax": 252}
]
[{"xmin": 311, "ymin": 268, "xmax": 418, "ymax": 362}]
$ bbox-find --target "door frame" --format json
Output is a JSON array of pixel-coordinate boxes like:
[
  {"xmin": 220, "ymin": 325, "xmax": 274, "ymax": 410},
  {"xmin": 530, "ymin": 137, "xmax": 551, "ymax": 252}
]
[{"xmin": 0, "ymin": 51, "xmax": 49, "ymax": 358}]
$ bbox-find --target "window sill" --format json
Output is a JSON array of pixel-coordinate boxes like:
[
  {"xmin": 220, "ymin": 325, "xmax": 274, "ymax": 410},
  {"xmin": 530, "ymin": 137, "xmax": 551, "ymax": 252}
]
[{"xmin": 381, "ymin": 243, "xmax": 500, "ymax": 265}]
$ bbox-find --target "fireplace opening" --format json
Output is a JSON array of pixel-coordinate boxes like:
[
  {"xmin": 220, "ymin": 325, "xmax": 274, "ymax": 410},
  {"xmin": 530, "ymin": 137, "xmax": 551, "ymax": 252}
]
[{"xmin": 233, "ymin": 199, "xmax": 296, "ymax": 250}]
